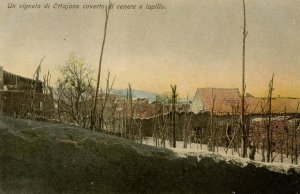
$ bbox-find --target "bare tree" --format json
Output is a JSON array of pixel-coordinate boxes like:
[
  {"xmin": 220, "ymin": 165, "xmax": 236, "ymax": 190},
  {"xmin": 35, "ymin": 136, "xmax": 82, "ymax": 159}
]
[
  {"xmin": 126, "ymin": 83, "xmax": 133, "ymax": 138},
  {"xmin": 97, "ymin": 71, "xmax": 116, "ymax": 131},
  {"xmin": 121, "ymin": 96, "xmax": 128, "ymax": 138},
  {"xmin": 266, "ymin": 73, "xmax": 274, "ymax": 162},
  {"xmin": 42, "ymin": 70, "xmax": 52, "ymax": 119},
  {"xmin": 240, "ymin": 0, "xmax": 248, "ymax": 158},
  {"xmin": 32, "ymin": 55, "xmax": 46, "ymax": 92},
  {"xmin": 160, "ymin": 102, "xmax": 169, "ymax": 148},
  {"xmin": 134, "ymin": 100, "xmax": 145, "ymax": 143},
  {"xmin": 152, "ymin": 99, "xmax": 160, "ymax": 146},
  {"xmin": 208, "ymin": 91, "xmax": 216, "ymax": 152},
  {"xmin": 152, "ymin": 96, "xmax": 169, "ymax": 147},
  {"xmin": 29, "ymin": 55, "xmax": 46, "ymax": 118},
  {"xmin": 225, "ymin": 118, "xmax": 239, "ymax": 155},
  {"xmin": 91, "ymin": 2, "xmax": 111, "ymax": 130},
  {"xmin": 170, "ymin": 85, "xmax": 178, "ymax": 148},
  {"xmin": 183, "ymin": 95, "xmax": 192, "ymax": 148},
  {"xmin": 291, "ymin": 101, "xmax": 299, "ymax": 164},
  {"xmin": 56, "ymin": 54, "xmax": 94, "ymax": 127}
]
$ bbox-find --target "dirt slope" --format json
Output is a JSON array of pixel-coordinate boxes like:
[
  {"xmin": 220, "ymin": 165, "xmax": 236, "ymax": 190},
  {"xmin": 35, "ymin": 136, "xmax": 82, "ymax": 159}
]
[{"xmin": 0, "ymin": 116, "xmax": 299, "ymax": 194}]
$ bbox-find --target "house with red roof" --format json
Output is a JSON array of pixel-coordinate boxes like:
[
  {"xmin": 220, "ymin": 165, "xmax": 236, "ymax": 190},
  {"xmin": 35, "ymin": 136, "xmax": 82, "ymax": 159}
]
[{"xmin": 191, "ymin": 88, "xmax": 240, "ymax": 115}]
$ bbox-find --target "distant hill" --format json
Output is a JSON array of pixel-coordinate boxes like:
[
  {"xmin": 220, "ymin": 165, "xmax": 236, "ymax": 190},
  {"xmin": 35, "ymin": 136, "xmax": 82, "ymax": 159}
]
[
  {"xmin": 110, "ymin": 89, "xmax": 190, "ymax": 104},
  {"xmin": 111, "ymin": 89, "xmax": 165, "ymax": 102},
  {"xmin": 53, "ymin": 87, "xmax": 188, "ymax": 103}
]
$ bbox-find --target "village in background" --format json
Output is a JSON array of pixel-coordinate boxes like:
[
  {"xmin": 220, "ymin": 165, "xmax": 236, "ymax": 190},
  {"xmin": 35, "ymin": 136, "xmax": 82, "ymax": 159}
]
[{"xmin": 0, "ymin": 61, "xmax": 299, "ymax": 165}]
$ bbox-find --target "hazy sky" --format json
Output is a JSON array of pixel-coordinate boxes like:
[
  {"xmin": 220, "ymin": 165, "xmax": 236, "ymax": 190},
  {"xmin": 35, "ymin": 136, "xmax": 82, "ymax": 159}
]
[{"xmin": 0, "ymin": 0, "xmax": 299, "ymax": 98}]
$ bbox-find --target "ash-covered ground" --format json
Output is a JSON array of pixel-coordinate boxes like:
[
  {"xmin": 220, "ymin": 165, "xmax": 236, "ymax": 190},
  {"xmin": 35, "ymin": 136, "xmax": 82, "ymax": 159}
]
[{"xmin": 0, "ymin": 116, "xmax": 299, "ymax": 194}]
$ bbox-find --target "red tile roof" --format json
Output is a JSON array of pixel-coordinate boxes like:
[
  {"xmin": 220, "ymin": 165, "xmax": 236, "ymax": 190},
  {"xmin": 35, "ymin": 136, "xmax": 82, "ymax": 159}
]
[
  {"xmin": 193, "ymin": 88, "xmax": 300, "ymax": 115},
  {"xmin": 195, "ymin": 88, "xmax": 240, "ymax": 114}
]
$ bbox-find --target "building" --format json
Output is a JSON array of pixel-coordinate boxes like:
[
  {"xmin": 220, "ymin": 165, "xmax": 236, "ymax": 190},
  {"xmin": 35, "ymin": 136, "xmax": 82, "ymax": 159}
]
[
  {"xmin": 0, "ymin": 66, "xmax": 54, "ymax": 118},
  {"xmin": 0, "ymin": 66, "xmax": 43, "ymax": 92},
  {"xmin": 191, "ymin": 88, "xmax": 240, "ymax": 115},
  {"xmin": 191, "ymin": 87, "xmax": 300, "ymax": 115}
]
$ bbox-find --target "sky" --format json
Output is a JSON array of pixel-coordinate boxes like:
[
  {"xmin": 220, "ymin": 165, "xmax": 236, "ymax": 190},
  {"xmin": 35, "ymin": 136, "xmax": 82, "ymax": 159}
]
[{"xmin": 0, "ymin": 0, "xmax": 300, "ymax": 98}]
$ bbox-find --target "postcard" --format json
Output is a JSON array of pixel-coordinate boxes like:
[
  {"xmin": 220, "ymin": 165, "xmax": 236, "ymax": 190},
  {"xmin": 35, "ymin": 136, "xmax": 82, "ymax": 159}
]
[{"xmin": 0, "ymin": 0, "xmax": 299, "ymax": 193}]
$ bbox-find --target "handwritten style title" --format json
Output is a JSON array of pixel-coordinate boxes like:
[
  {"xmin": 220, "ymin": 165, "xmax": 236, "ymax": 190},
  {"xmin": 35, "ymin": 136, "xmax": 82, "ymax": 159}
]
[{"xmin": 7, "ymin": 2, "xmax": 166, "ymax": 11}]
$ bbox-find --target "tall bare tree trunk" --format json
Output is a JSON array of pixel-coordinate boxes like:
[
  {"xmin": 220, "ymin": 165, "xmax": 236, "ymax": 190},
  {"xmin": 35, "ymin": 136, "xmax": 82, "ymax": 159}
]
[
  {"xmin": 281, "ymin": 109, "xmax": 286, "ymax": 163},
  {"xmin": 30, "ymin": 55, "xmax": 46, "ymax": 118},
  {"xmin": 209, "ymin": 90, "xmax": 216, "ymax": 152},
  {"xmin": 128, "ymin": 83, "xmax": 133, "ymax": 139},
  {"xmin": 183, "ymin": 95, "xmax": 189, "ymax": 149},
  {"xmin": 91, "ymin": 3, "xmax": 111, "ymax": 130},
  {"xmin": 171, "ymin": 85, "xmax": 177, "ymax": 148},
  {"xmin": 241, "ymin": 0, "xmax": 248, "ymax": 158},
  {"xmin": 293, "ymin": 102, "xmax": 299, "ymax": 164},
  {"xmin": 291, "ymin": 120, "xmax": 295, "ymax": 164},
  {"xmin": 267, "ymin": 73, "xmax": 274, "ymax": 162}
]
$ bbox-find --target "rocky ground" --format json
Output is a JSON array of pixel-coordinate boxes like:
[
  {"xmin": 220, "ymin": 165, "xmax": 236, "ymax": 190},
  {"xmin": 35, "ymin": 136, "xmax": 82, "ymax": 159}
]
[{"xmin": 0, "ymin": 116, "xmax": 300, "ymax": 194}]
